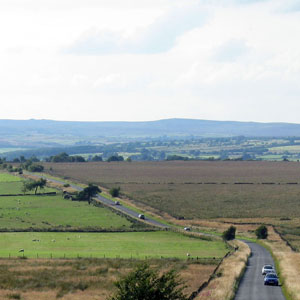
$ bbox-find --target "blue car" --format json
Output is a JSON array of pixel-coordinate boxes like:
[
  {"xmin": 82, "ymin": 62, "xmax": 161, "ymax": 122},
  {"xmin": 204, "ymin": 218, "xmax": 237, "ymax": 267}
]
[{"xmin": 264, "ymin": 273, "xmax": 279, "ymax": 286}]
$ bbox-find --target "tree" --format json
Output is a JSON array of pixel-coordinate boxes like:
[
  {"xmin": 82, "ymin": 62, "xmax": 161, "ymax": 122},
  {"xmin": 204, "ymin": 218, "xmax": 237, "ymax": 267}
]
[
  {"xmin": 108, "ymin": 264, "xmax": 188, "ymax": 300},
  {"xmin": 255, "ymin": 225, "xmax": 268, "ymax": 239},
  {"xmin": 109, "ymin": 187, "xmax": 120, "ymax": 197},
  {"xmin": 222, "ymin": 226, "xmax": 236, "ymax": 241},
  {"xmin": 92, "ymin": 155, "xmax": 103, "ymax": 162},
  {"xmin": 22, "ymin": 178, "xmax": 47, "ymax": 195},
  {"xmin": 107, "ymin": 155, "xmax": 124, "ymax": 162},
  {"xmin": 76, "ymin": 184, "xmax": 101, "ymax": 204}
]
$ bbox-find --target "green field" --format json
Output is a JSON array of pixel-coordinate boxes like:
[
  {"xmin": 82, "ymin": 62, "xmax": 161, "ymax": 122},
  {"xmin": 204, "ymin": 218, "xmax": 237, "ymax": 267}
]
[
  {"xmin": 0, "ymin": 231, "xmax": 227, "ymax": 259},
  {"xmin": 0, "ymin": 194, "xmax": 134, "ymax": 231},
  {"xmin": 0, "ymin": 181, "xmax": 56, "ymax": 195},
  {"xmin": 0, "ymin": 173, "xmax": 23, "ymax": 182}
]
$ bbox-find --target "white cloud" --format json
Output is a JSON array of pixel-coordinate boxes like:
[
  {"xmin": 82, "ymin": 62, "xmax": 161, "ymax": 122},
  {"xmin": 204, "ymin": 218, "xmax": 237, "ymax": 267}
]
[
  {"xmin": 213, "ymin": 39, "xmax": 249, "ymax": 62},
  {"xmin": 64, "ymin": 4, "xmax": 207, "ymax": 55}
]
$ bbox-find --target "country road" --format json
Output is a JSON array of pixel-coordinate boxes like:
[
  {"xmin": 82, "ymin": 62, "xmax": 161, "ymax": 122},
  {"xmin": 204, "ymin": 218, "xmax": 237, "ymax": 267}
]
[
  {"xmin": 234, "ymin": 241, "xmax": 285, "ymax": 300},
  {"xmin": 26, "ymin": 172, "xmax": 169, "ymax": 229}
]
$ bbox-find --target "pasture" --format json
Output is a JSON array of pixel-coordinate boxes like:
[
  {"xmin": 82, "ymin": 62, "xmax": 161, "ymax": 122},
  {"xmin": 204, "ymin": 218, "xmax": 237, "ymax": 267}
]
[
  {"xmin": 0, "ymin": 172, "xmax": 56, "ymax": 195},
  {"xmin": 0, "ymin": 194, "xmax": 135, "ymax": 231},
  {"xmin": 0, "ymin": 231, "xmax": 227, "ymax": 259}
]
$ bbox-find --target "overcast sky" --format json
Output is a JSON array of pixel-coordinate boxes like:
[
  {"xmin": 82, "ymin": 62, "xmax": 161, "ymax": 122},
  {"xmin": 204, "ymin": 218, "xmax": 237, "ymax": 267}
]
[{"xmin": 0, "ymin": 0, "xmax": 300, "ymax": 123}]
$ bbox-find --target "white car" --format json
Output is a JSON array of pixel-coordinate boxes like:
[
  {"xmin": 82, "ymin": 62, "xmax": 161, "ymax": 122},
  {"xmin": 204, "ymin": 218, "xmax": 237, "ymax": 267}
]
[
  {"xmin": 262, "ymin": 264, "xmax": 275, "ymax": 275},
  {"xmin": 138, "ymin": 214, "xmax": 145, "ymax": 220}
]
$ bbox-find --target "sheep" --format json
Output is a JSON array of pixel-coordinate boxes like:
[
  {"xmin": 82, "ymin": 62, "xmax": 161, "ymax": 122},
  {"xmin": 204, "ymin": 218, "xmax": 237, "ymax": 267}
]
[
  {"xmin": 19, "ymin": 249, "xmax": 24, "ymax": 253},
  {"xmin": 52, "ymin": 239, "xmax": 56, "ymax": 242},
  {"xmin": 186, "ymin": 253, "xmax": 190, "ymax": 257}
]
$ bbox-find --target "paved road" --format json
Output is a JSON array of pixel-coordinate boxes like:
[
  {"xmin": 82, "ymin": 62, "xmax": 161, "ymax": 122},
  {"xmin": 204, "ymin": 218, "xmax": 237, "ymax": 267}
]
[
  {"xmin": 26, "ymin": 173, "xmax": 169, "ymax": 229},
  {"xmin": 234, "ymin": 241, "xmax": 285, "ymax": 300}
]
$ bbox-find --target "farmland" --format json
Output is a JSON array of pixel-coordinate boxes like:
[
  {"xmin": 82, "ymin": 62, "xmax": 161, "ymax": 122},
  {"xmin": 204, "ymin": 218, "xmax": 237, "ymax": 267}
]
[
  {"xmin": 0, "ymin": 170, "xmax": 229, "ymax": 298},
  {"xmin": 42, "ymin": 161, "xmax": 300, "ymax": 252}
]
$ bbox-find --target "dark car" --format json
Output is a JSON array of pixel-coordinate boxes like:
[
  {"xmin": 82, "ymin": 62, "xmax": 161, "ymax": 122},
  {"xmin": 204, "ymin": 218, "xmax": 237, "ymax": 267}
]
[{"xmin": 264, "ymin": 273, "xmax": 279, "ymax": 286}]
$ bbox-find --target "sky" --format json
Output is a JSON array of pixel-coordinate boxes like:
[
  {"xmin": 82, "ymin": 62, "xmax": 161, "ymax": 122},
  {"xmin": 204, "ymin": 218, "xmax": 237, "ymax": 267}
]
[{"xmin": 0, "ymin": 0, "xmax": 300, "ymax": 123}]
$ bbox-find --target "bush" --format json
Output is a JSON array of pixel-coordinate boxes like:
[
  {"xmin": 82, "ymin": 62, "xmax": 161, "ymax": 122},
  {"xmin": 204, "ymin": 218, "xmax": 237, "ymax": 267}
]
[
  {"xmin": 222, "ymin": 226, "xmax": 236, "ymax": 241},
  {"xmin": 255, "ymin": 225, "xmax": 268, "ymax": 239},
  {"xmin": 108, "ymin": 264, "xmax": 188, "ymax": 300},
  {"xmin": 27, "ymin": 164, "xmax": 44, "ymax": 172},
  {"xmin": 109, "ymin": 187, "xmax": 120, "ymax": 197}
]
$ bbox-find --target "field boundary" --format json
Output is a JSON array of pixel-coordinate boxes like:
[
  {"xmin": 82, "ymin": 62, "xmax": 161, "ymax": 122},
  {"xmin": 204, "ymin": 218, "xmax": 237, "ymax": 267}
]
[
  {"xmin": 272, "ymin": 226, "xmax": 298, "ymax": 252},
  {"xmin": 0, "ymin": 192, "xmax": 57, "ymax": 197}
]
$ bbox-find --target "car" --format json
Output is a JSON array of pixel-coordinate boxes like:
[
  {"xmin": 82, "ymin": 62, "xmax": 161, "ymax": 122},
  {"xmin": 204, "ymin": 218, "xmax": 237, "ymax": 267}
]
[
  {"xmin": 138, "ymin": 214, "xmax": 145, "ymax": 220},
  {"xmin": 264, "ymin": 273, "xmax": 279, "ymax": 286},
  {"xmin": 262, "ymin": 264, "xmax": 275, "ymax": 275},
  {"xmin": 184, "ymin": 227, "xmax": 191, "ymax": 231}
]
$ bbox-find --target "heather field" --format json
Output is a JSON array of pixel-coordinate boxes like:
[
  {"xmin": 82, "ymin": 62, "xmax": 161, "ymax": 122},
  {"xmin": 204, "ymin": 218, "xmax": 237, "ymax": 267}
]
[
  {"xmin": 44, "ymin": 161, "xmax": 300, "ymax": 219},
  {"xmin": 0, "ymin": 258, "xmax": 217, "ymax": 300}
]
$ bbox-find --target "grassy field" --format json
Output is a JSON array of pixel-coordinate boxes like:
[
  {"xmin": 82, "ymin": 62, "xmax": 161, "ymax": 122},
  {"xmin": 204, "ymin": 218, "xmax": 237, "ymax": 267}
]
[
  {"xmin": 0, "ymin": 231, "xmax": 228, "ymax": 259},
  {"xmin": 0, "ymin": 172, "xmax": 56, "ymax": 195},
  {"xmin": 0, "ymin": 173, "xmax": 23, "ymax": 182},
  {"xmin": 43, "ymin": 161, "xmax": 300, "ymax": 219},
  {"xmin": 0, "ymin": 194, "xmax": 135, "ymax": 231},
  {"xmin": 0, "ymin": 258, "xmax": 217, "ymax": 300}
]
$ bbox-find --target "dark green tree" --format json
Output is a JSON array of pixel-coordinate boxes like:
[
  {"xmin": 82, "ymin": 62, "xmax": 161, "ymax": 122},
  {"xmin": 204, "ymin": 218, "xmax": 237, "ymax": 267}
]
[
  {"xmin": 255, "ymin": 225, "xmax": 268, "ymax": 239},
  {"xmin": 108, "ymin": 264, "xmax": 188, "ymax": 300},
  {"xmin": 222, "ymin": 226, "xmax": 236, "ymax": 241},
  {"xmin": 76, "ymin": 184, "xmax": 101, "ymax": 204},
  {"xmin": 22, "ymin": 178, "xmax": 47, "ymax": 195},
  {"xmin": 109, "ymin": 187, "xmax": 120, "ymax": 197}
]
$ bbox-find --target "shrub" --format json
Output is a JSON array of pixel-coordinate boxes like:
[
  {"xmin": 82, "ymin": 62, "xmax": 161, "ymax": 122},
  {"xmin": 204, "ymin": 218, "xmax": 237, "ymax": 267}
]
[
  {"xmin": 222, "ymin": 226, "xmax": 236, "ymax": 241},
  {"xmin": 255, "ymin": 225, "xmax": 268, "ymax": 239},
  {"xmin": 108, "ymin": 264, "xmax": 188, "ymax": 300},
  {"xmin": 109, "ymin": 187, "xmax": 120, "ymax": 197}
]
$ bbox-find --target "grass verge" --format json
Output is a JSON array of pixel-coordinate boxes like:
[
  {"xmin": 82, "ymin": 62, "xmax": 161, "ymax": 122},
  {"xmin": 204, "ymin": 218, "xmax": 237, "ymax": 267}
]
[
  {"xmin": 259, "ymin": 226, "xmax": 300, "ymax": 300},
  {"xmin": 195, "ymin": 240, "xmax": 250, "ymax": 300}
]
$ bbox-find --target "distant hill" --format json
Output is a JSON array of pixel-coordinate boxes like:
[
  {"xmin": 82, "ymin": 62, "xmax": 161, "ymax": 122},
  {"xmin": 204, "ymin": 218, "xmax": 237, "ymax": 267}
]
[{"xmin": 1, "ymin": 118, "xmax": 300, "ymax": 140}]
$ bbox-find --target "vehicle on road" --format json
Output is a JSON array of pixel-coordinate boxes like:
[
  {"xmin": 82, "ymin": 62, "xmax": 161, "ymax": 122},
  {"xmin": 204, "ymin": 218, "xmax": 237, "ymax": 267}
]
[
  {"xmin": 262, "ymin": 264, "xmax": 275, "ymax": 275},
  {"xmin": 264, "ymin": 273, "xmax": 279, "ymax": 286},
  {"xmin": 138, "ymin": 214, "xmax": 145, "ymax": 220}
]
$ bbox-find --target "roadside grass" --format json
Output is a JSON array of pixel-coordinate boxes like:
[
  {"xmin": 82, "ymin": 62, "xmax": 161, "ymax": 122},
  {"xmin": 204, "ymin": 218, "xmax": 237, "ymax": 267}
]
[
  {"xmin": 0, "ymin": 258, "xmax": 217, "ymax": 300},
  {"xmin": 0, "ymin": 231, "xmax": 228, "ymax": 259},
  {"xmin": 0, "ymin": 194, "xmax": 135, "ymax": 231},
  {"xmin": 196, "ymin": 240, "xmax": 250, "ymax": 300},
  {"xmin": 260, "ymin": 227, "xmax": 300, "ymax": 300}
]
